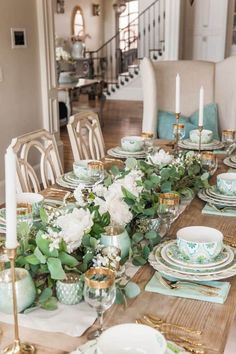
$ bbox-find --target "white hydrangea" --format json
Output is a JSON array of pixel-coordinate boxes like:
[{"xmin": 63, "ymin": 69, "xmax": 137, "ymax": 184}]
[
  {"xmin": 106, "ymin": 195, "xmax": 133, "ymax": 226},
  {"xmin": 92, "ymin": 184, "xmax": 108, "ymax": 197}
]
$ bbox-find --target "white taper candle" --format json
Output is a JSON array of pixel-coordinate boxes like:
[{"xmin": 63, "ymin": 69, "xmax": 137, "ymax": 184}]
[
  {"xmin": 175, "ymin": 73, "xmax": 180, "ymax": 114},
  {"xmin": 199, "ymin": 86, "xmax": 204, "ymax": 127},
  {"xmin": 5, "ymin": 146, "xmax": 17, "ymax": 249}
]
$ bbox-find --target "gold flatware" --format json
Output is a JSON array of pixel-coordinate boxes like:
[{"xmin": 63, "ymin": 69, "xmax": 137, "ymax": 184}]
[
  {"xmin": 145, "ymin": 314, "xmax": 202, "ymax": 335},
  {"xmin": 136, "ymin": 319, "xmax": 204, "ymax": 353},
  {"xmin": 155, "ymin": 273, "xmax": 219, "ymax": 295}
]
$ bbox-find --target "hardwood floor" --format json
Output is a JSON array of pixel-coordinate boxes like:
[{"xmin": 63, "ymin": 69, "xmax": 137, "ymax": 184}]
[{"xmin": 60, "ymin": 99, "xmax": 143, "ymax": 172}]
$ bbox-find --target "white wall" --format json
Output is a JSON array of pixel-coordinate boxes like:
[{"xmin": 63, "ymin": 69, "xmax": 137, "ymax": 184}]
[
  {"xmin": 0, "ymin": 0, "xmax": 43, "ymax": 201},
  {"xmin": 54, "ymin": 0, "xmax": 104, "ymax": 51}
]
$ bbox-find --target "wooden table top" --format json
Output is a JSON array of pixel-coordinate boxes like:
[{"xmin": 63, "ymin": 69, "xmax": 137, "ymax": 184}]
[{"xmin": 1, "ymin": 150, "xmax": 236, "ymax": 354}]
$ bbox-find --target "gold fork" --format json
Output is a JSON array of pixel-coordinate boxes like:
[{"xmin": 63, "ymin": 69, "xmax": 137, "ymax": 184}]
[{"xmin": 145, "ymin": 314, "xmax": 202, "ymax": 335}]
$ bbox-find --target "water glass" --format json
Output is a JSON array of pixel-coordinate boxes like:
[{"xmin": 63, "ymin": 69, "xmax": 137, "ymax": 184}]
[
  {"xmin": 88, "ymin": 161, "xmax": 104, "ymax": 183},
  {"xmin": 141, "ymin": 132, "xmax": 154, "ymax": 153},
  {"xmin": 84, "ymin": 267, "xmax": 116, "ymax": 339},
  {"xmin": 201, "ymin": 151, "xmax": 217, "ymax": 175},
  {"xmin": 172, "ymin": 124, "xmax": 185, "ymax": 141},
  {"xmin": 158, "ymin": 192, "xmax": 180, "ymax": 232},
  {"xmin": 222, "ymin": 130, "xmax": 235, "ymax": 146}
]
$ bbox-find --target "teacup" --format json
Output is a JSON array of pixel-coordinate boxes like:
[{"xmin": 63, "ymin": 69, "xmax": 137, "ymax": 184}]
[
  {"xmin": 0, "ymin": 268, "xmax": 36, "ymax": 313},
  {"xmin": 177, "ymin": 226, "xmax": 223, "ymax": 263},
  {"xmin": 217, "ymin": 172, "xmax": 236, "ymax": 196},
  {"xmin": 16, "ymin": 192, "xmax": 44, "ymax": 217},
  {"xmin": 121, "ymin": 136, "xmax": 144, "ymax": 152},
  {"xmin": 73, "ymin": 160, "xmax": 93, "ymax": 180},
  {"xmin": 97, "ymin": 323, "xmax": 166, "ymax": 354},
  {"xmin": 189, "ymin": 129, "xmax": 213, "ymax": 144}
]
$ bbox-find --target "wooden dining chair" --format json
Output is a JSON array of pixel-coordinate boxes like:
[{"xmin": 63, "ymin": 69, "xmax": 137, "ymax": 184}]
[
  {"xmin": 67, "ymin": 111, "xmax": 105, "ymax": 161},
  {"xmin": 10, "ymin": 129, "xmax": 63, "ymax": 193}
]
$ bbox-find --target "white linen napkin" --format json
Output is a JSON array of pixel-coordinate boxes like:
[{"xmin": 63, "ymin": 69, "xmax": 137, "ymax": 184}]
[{"xmin": 0, "ymin": 302, "xmax": 97, "ymax": 337}]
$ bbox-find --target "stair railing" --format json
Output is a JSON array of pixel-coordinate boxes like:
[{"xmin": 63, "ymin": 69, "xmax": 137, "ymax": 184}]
[{"xmin": 86, "ymin": 0, "xmax": 165, "ymax": 95}]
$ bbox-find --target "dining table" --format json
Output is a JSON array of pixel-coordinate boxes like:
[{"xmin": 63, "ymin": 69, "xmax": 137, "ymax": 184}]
[{"xmin": 1, "ymin": 143, "xmax": 236, "ymax": 354}]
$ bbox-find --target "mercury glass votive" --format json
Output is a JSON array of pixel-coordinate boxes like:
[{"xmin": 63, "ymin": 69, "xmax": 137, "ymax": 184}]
[
  {"xmin": 172, "ymin": 123, "xmax": 185, "ymax": 141},
  {"xmin": 56, "ymin": 272, "xmax": 82, "ymax": 305}
]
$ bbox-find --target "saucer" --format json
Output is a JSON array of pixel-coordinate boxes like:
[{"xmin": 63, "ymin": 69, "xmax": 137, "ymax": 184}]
[{"xmin": 163, "ymin": 241, "xmax": 229, "ymax": 267}]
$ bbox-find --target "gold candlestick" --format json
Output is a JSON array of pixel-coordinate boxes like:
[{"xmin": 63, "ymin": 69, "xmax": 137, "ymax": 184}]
[
  {"xmin": 3, "ymin": 248, "xmax": 35, "ymax": 354},
  {"xmin": 175, "ymin": 112, "xmax": 181, "ymax": 153},
  {"xmin": 198, "ymin": 125, "xmax": 203, "ymax": 153}
]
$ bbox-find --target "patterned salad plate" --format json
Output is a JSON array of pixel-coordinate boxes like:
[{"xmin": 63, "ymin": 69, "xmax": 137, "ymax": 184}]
[
  {"xmin": 161, "ymin": 241, "xmax": 231, "ymax": 268},
  {"xmin": 107, "ymin": 146, "xmax": 146, "ymax": 159},
  {"xmin": 178, "ymin": 139, "xmax": 224, "ymax": 151},
  {"xmin": 206, "ymin": 186, "xmax": 236, "ymax": 201},
  {"xmin": 56, "ymin": 172, "xmax": 103, "ymax": 189},
  {"xmin": 149, "ymin": 241, "xmax": 236, "ymax": 281}
]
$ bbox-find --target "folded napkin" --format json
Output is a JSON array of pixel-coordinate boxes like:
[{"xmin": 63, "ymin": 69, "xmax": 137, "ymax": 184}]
[
  {"xmin": 202, "ymin": 203, "xmax": 236, "ymax": 217},
  {"xmin": 71, "ymin": 339, "xmax": 188, "ymax": 354},
  {"xmin": 213, "ymin": 150, "xmax": 227, "ymax": 154},
  {"xmin": 145, "ymin": 273, "xmax": 231, "ymax": 304},
  {"xmin": 0, "ymin": 302, "xmax": 97, "ymax": 337}
]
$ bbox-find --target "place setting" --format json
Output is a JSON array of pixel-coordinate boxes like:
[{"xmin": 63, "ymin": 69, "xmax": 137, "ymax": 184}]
[
  {"xmin": 147, "ymin": 225, "xmax": 233, "ymax": 302},
  {"xmin": 107, "ymin": 134, "xmax": 152, "ymax": 159},
  {"xmin": 56, "ymin": 160, "xmax": 105, "ymax": 189},
  {"xmin": 198, "ymin": 172, "xmax": 236, "ymax": 216},
  {"xmin": 178, "ymin": 129, "xmax": 224, "ymax": 151}
]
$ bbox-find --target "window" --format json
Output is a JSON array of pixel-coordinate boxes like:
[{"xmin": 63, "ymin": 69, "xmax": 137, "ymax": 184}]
[
  {"xmin": 72, "ymin": 6, "xmax": 84, "ymax": 36},
  {"xmin": 118, "ymin": 1, "xmax": 139, "ymax": 52}
]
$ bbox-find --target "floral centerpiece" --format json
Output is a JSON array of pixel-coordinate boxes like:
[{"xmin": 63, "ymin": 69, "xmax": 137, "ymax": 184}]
[{"xmin": 1, "ymin": 149, "xmax": 209, "ymax": 310}]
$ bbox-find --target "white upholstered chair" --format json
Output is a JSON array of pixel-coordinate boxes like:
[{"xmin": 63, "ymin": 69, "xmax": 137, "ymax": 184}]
[
  {"xmin": 141, "ymin": 56, "xmax": 236, "ymax": 137},
  {"xmin": 67, "ymin": 111, "xmax": 105, "ymax": 161},
  {"xmin": 10, "ymin": 129, "xmax": 63, "ymax": 193}
]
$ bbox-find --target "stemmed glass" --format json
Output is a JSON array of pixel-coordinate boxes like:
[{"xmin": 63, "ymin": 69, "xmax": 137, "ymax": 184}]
[
  {"xmin": 141, "ymin": 132, "xmax": 154, "ymax": 153},
  {"xmin": 201, "ymin": 151, "xmax": 218, "ymax": 176},
  {"xmin": 158, "ymin": 192, "xmax": 180, "ymax": 235},
  {"xmin": 222, "ymin": 130, "xmax": 235, "ymax": 146},
  {"xmin": 88, "ymin": 161, "xmax": 104, "ymax": 184},
  {"xmin": 172, "ymin": 124, "xmax": 185, "ymax": 141},
  {"xmin": 84, "ymin": 267, "xmax": 116, "ymax": 339}
]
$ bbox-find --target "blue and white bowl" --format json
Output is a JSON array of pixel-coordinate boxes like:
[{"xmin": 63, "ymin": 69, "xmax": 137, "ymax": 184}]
[
  {"xmin": 189, "ymin": 129, "xmax": 213, "ymax": 144},
  {"xmin": 73, "ymin": 160, "xmax": 93, "ymax": 180},
  {"xmin": 217, "ymin": 172, "xmax": 236, "ymax": 196},
  {"xmin": 121, "ymin": 136, "xmax": 144, "ymax": 152},
  {"xmin": 177, "ymin": 226, "xmax": 223, "ymax": 263}
]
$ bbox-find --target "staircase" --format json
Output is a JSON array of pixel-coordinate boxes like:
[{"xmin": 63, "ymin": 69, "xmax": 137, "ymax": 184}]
[{"xmin": 86, "ymin": 0, "xmax": 166, "ymax": 100}]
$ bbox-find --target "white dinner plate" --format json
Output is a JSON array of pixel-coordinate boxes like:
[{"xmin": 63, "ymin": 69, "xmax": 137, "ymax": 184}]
[
  {"xmin": 112, "ymin": 146, "xmax": 146, "ymax": 156},
  {"xmin": 107, "ymin": 147, "xmax": 146, "ymax": 159},
  {"xmin": 223, "ymin": 157, "xmax": 236, "ymax": 169},
  {"xmin": 206, "ymin": 186, "xmax": 236, "ymax": 201},
  {"xmin": 178, "ymin": 139, "xmax": 224, "ymax": 151},
  {"xmin": 161, "ymin": 241, "xmax": 232, "ymax": 269},
  {"xmin": 198, "ymin": 189, "xmax": 236, "ymax": 207}
]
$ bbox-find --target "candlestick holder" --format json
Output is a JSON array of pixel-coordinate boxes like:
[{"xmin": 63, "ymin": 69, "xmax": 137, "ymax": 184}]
[
  {"xmin": 174, "ymin": 112, "xmax": 181, "ymax": 153},
  {"xmin": 3, "ymin": 248, "xmax": 35, "ymax": 354},
  {"xmin": 198, "ymin": 125, "xmax": 203, "ymax": 153}
]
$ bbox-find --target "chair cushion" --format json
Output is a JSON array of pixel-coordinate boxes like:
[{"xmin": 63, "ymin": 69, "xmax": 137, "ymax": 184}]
[{"xmin": 158, "ymin": 103, "xmax": 220, "ymax": 140}]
